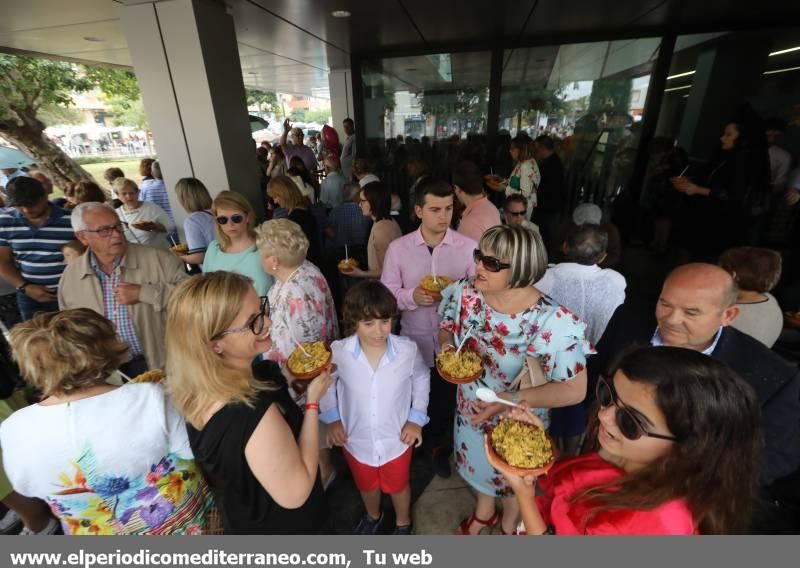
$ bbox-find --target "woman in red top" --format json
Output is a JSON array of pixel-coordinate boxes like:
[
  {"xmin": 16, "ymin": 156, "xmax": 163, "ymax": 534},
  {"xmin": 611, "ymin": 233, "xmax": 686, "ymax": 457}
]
[{"xmin": 487, "ymin": 346, "xmax": 760, "ymax": 535}]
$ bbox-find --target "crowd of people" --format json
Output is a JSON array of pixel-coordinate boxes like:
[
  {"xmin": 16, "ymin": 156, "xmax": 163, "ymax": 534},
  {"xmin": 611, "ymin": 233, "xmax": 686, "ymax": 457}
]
[{"xmin": 0, "ymin": 112, "xmax": 798, "ymax": 537}]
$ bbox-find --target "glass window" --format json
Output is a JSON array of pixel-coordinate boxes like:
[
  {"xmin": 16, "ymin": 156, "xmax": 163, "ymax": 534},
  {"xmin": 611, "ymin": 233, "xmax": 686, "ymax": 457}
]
[{"xmin": 499, "ymin": 40, "xmax": 660, "ymax": 208}]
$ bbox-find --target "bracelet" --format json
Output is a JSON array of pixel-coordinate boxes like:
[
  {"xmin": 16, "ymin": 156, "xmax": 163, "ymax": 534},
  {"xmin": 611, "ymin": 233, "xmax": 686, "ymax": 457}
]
[{"xmin": 304, "ymin": 403, "xmax": 320, "ymax": 412}]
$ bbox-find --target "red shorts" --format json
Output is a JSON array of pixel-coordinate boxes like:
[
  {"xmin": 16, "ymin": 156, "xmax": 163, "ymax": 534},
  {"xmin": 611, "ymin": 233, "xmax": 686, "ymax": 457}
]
[{"xmin": 343, "ymin": 447, "xmax": 412, "ymax": 494}]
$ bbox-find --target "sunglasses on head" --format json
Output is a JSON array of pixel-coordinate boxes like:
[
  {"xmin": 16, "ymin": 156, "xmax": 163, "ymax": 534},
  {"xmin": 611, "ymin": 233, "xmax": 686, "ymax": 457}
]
[
  {"xmin": 217, "ymin": 214, "xmax": 245, "ymax": 225},
  {"xmin": 473, "ymin": 249, "xmax": 511, "ymax": 273},
  {"xmin": 596, "ymin": 376, "xmax": 678, "ymax": 442}
]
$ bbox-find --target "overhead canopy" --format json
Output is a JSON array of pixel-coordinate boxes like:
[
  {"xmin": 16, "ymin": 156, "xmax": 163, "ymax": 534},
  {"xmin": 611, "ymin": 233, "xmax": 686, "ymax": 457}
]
[{"xmin": 0, "ymin": 0, "xmax": 798, "ymax": 96}]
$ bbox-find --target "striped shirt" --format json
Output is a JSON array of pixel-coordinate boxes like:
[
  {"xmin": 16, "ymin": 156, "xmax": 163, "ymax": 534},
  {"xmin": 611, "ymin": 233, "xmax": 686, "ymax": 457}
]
[
  {"xmin": 89, "ymin": 252, "xmax": 144, "ymax": 357},
  {"xmin": 0, "ymin": 206, "xmax": 75, "ymax": 290},
  {"xmin": 138, "ymin": 178, "xmax": 175, "ymax": 222}
]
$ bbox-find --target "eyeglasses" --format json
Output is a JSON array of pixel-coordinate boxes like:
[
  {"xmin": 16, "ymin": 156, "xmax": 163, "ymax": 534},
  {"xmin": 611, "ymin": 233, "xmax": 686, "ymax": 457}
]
[
  {"xmin": 506, "ymin": 210, "xmax": 526, "ymax": 217},
  {"xmin": 596, "ymin": 376, "xmax": 678, "ymax": 442},
  {"xmin": 218, "ymin": 296, "xmax": 270, "ymax": 337},
  {"xmin": 473, "ymin": 249, "xmax": 512, "ymax": 273},
  {"xmin": 217, "ymin": 214, "xmax": 245, "ymax": 225},
  {"xmin": 81, "ymin": 222, "xmax": 128, "ymax": 238}
]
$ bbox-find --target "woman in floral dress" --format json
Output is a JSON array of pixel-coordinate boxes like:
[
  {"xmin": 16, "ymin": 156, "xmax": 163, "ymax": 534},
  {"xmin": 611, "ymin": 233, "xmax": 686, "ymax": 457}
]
[
  {"xmin": 256, "ymin": 218, "xmax": 340, "ymax": 486},
  {"xmin": 438, "ymin": 225, "xmax": 593, "ymax": 535},
  {"xmin": 486, "ymin": 135, "xmax": 541, "ymax": 221}
]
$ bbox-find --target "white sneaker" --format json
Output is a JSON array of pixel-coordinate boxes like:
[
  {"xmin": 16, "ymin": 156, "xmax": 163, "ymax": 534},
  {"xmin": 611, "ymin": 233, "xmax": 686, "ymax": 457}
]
[
  {"xmin": 19, "ymin": 517, "xmax": 59, "ymax": 535},
  {"xmin": 0, "ymin": 509, "xmax": 22, "ymax": 534}
]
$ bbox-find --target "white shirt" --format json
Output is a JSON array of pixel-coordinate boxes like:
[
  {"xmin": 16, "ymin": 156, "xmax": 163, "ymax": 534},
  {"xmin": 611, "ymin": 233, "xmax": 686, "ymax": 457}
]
[
  {"xmin": 535, "ymin": 262, "xmax": 626, "ymax": 345},
  {"xmin": 732, "ymin": 293, "xmax": 784, "ymax": 348},
  {"xmin": 769, "ymin": 145, "xmax": 792, "ymax": 192},
  {"xmin": 116, "ymin": 201, "xmax": 176, "ymax": 249},
  {"xmin": 0, "ymin": 383, "xmax": 207, "ymax": 535},
  {"xmin": 320, "ymin": 334, "xmax": 430, "ymax": 467}
]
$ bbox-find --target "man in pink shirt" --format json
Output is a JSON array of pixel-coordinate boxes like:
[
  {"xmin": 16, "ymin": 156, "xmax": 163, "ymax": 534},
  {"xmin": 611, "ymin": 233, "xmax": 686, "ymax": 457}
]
[
  {"xmin": 381, "ymin": 178, "xmax": 476, "ymax": 477},
  {"xmin": 454, "ymin": 160, "xmax": 501, "ymax": 242}
]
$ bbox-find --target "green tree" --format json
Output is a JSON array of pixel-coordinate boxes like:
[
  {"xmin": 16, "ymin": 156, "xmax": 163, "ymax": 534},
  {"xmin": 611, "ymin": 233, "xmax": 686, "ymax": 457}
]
[
  {"xmin": 0, "ymin": 55, "xmax": 94, "ymax": 187},
  {"xmin": 38, "ymin": 103, "xmax": 84, "ymax": 127},
  {"xmin": 305, "ymin": 109, "xmax": 331, "ymax": 124},
  {"xmin": 246, "ymin": 88, "xmax": 281, "ymax": 116},
  {"xmin": 290, "ymin": 108, "xmax": 307, "ymax": 122}
]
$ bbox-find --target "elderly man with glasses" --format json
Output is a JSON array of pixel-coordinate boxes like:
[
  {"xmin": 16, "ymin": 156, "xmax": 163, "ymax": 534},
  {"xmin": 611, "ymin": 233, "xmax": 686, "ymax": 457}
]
[{"xmin": 58, "ymin": 202, "xmax": 188, "ymax": 377}]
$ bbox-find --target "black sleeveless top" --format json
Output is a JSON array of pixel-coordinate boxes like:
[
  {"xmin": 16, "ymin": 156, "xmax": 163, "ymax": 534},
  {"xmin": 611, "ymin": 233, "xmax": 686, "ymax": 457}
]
[{"xmin": 187, "ymin": 361, "xmax": 326, "ymax": 534}]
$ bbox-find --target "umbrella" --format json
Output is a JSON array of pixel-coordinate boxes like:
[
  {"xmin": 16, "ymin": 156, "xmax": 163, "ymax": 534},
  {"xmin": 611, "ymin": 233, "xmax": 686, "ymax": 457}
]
[
  {"xmin": 0, "ymin": 146, "xmax": 35, "ymax": 169},
  {"xmin": 249, "ymin": 115, "xmax": 270, "ymax": 133}
]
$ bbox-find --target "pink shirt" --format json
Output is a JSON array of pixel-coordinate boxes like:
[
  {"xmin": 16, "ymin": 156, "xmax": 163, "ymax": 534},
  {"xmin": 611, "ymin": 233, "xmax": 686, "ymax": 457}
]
[
  {"xmin": 457, "ymin": 196, "xmax": 501, "ymax": 242},
  {"xmin": 381, "ymin": 228, "xmax": 477, "ymax": 366}
]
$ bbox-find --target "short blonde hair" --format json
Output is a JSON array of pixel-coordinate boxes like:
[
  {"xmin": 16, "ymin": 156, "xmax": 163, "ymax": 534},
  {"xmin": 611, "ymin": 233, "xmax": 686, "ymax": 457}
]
[
  {"xmin": 8, "ymin": 309, "xmax": 129, "ymax": 397},
  {"xmin": 112, "ymin": 177, "xmax": 138, "ymax": 195},
  {"xmin": 174, "ymin": 178, "xmax": 213, "ymax": 213},
  {"xmin": 267, "ymin": 175, "xmax": 305, "ymax": 210},
  {"xmin": 166, "ymin": 272, "xmax": 272, "ymax": 429},
  {"xmin": 255, "ymin": 218, "xmax": 309, "ymax": 268},
  {"xmin": 479, "ymin": 224, "xmax": 547, "ymax": 288},
  {"xmin": 211, "ymin": 191, "xmax": 257, "ymax": 251}
]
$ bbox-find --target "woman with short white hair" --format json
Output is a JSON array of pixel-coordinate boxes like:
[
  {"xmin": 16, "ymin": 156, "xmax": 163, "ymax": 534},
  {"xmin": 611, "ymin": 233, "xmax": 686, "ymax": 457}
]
[
  {"xmin": 437, "ymin": 224, "xmax": 594, "ymax": 535},
  {"xmin": 256, "ymin": 219, "xmax": 339, "ymax": 370},
  {"xmin": 256, "ymin": 218, "xmax": 339, "ymax": 487}
]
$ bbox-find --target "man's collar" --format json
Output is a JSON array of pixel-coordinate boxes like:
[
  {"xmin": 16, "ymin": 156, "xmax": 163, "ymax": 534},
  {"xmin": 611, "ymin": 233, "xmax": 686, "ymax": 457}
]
[
  {"xmin": 413, "ymin": 227, "xmax": 453, "ymax": 247},
  {"xmin": 650, "ymin": 326, "xmax": 724, "ymax": 356}
]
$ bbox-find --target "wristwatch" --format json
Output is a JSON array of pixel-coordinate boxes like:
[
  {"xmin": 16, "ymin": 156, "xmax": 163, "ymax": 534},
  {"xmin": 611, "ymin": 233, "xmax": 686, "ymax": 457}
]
[{"xmin": 16, "ymin": 281, "xmax": 30, "ymax": 292}]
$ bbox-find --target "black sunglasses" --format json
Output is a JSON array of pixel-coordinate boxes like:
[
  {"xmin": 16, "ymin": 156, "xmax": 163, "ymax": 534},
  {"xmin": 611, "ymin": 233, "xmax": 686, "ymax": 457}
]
[
  {"xmin": 473, "ymin": 249, "xmax": 512, "ymax": 273},
  {"xmin": 506, "ymin": 210, "xmax": 526, "ymax": 217},
  {"xmin": 596, "ymin": 376, "xmax": 678, "ymax": 442},
  {"xmin": 217, "ymin": 214, "xmax": 245, "ymax": 225}
]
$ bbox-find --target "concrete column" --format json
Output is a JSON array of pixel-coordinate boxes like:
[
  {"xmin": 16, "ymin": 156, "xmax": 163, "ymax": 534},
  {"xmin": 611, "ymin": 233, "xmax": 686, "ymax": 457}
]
[
  {"xmin": 329, "ymin": 69, "xmax": 355, "ymax": 132},
  {"xmin": 118, "ymin": 0, "xmax": 263, "ymax": 235}
]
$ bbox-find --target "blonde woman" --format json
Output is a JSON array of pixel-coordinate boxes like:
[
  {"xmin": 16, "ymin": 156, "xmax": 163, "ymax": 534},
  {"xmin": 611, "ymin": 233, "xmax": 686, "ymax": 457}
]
[
  {"xmin": 267, "ymin": 175, "xmax": 321, "ymax": 267},
  {"xmin": 173, "ymin": 177, "xmax": 214, "ymax": 265},
  {"xmin": 486, "ymin": 136, "xmax": 541, "ymax": 220},
  {"xmin": 437, "ymin": 225, "xmax": 593, "ymax": 535},
  {"xmin": 0, "ymin": 308, "xmax": 213, "ymax": 535},
  {"xmin": 203, "ymin": 191, "xmax": 273, "ymax": 296},
  {"xmin": 166, "ymin": 272, "xmax": 331, "ymax": 534}
]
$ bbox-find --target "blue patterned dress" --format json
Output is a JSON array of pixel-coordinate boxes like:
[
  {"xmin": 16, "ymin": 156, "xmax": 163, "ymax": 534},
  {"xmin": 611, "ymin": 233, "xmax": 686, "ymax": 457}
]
[{"xmin": 438, "ymin": 277, "xmax": 594, "ymax": 497}]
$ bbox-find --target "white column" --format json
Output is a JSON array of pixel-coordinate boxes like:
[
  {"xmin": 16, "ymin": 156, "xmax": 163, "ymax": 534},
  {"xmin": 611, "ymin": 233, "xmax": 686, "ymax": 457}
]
[
  {"xmin": 118, "ymin": 0, "xmax": 263, "ymax": 234},
  {"xmin": 328, "ymin": 69, "xmax": 355, "ymax": 134}
]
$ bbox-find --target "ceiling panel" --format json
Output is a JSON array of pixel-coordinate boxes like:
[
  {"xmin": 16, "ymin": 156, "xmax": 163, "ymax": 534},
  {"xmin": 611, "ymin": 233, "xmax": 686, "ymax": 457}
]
[{"xmin": 0, "ymin": 0, "xmax": 798, "ymax": 98}]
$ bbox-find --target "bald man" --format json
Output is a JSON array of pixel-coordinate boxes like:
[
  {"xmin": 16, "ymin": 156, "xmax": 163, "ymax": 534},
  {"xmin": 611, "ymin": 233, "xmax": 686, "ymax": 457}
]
[
  {"xmin": 28, "ymin": 171, "xmax": 53, "ymax": 195},
  {"xmin": 589, "ymin": 263, "xmax": 800, "ymax": 532}
]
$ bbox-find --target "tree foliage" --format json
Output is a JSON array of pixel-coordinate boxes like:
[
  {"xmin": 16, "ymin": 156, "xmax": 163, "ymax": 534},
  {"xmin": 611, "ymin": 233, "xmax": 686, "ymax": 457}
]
[
  {"xmin": 246, "ymin": 89, "xmax": 281, "ymax": 115},
  {"xmin": 38, "ymin": 103, "xmax": 84, "ymax": 127},
  {"xmin": 0, "ymin": 55, "xmax": 92, "ymax": 128},
  {"xmin": 82, "ymin": 66, "xmax": 141, "ymax": 108}
]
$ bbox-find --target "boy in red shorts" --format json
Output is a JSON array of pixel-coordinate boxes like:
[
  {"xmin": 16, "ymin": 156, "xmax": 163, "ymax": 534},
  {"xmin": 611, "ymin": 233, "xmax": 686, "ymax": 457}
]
[{"xmin": 321, "ymin": 281, "xmax": 430, "ymax": 534}]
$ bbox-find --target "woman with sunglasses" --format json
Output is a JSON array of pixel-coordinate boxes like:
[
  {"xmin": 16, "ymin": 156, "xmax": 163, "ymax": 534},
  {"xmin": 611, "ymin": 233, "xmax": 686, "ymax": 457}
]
[
  {"xmin": 489, "ymin": 346, "xmax": 760, "ymax": 535},
  {"xmin": 438, "ymin": 224, "xmax": 594, "ymax": 535},
  {"xmin": 202, "ymin": 191, "xmax": 274, "ymax": 296},
  {"xmin": 166, "ymin": 272, "xmax": 332, "ymax": 534}
]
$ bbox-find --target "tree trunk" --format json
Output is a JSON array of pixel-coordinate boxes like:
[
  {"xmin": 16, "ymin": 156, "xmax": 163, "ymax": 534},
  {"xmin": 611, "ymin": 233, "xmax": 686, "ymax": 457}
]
[{"xmin": 0, "ymin": 116, "xmax": 93, "ymax": 190}]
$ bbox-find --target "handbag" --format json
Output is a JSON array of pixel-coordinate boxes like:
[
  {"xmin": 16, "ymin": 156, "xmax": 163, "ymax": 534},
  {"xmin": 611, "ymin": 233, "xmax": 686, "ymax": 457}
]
[{"xmin": 508, "ymin": 355, "xmax": 548, "ymax": 392}]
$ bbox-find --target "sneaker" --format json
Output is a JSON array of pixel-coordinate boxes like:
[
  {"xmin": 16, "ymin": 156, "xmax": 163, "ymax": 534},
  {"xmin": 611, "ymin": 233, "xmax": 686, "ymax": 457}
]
[
  {"xmin": 0, "ymin": 509, "xmax": 22, "ymax": 535},
  {"xmin": 354, "ymin": 512, "xmax": 383, "ymax": 535},
  {"xmin": 393, "ymin": 524, "xmax": 415, "ymax": 535},
  {"xmin": 19, "ymin": 517, "xmax": 60, "ymax": 535},
  {"xmin": 431, "ymin": 447, "xmax": 451, "ymax": 478}
]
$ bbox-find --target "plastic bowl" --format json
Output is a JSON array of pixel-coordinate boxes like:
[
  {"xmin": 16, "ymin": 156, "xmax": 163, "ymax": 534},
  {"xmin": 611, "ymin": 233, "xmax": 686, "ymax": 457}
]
[{"xmin": 484, "ymin": 422, "xmax": 557, "ymax": 477}]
